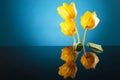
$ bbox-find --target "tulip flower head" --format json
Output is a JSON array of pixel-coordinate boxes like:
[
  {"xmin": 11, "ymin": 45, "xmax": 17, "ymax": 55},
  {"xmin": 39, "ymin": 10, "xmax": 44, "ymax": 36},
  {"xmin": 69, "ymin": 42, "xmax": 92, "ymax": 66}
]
[
  {"xmin": 80, "ymin": 11, "xmax": 100, "ymax": 30},
  {"xmin": 57, "ymin": 2, "xmax": 77, "ymax": 20},
  {"xmin": 60, "ymin": 20, "xmax": 77, "ymax": 36}
]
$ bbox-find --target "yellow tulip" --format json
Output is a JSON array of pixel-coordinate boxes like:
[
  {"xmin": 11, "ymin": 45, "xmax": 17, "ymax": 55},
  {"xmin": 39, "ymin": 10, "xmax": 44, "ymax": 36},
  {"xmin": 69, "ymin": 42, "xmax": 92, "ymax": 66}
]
[
  {"xmin": 80, "ymin": 52, "xmax": 99, "ymax": 70},
  {"xmin": 61, "ymin": 46, "xmax": 78, "ymax": 62},
  {"xmin": 60, "ymin": 20, "xmax": 77, "ymax": 36},
  {"xmin": 58, "ymin": 62, "xmax": 77, "ymax": 79},
  {"xmin": 80, "ymin": 11, "xmax": 100, "ymax": 30},
  {"xmin": 57, "ymin": 2, "xmax": 77, "ymax": 20}
]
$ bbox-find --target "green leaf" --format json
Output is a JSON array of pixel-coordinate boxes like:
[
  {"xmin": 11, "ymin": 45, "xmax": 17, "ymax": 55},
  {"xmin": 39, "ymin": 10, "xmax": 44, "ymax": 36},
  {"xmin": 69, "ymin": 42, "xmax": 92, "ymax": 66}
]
[{"xmin": 87, "ymin": 42, "xmax": 103, "ymax": 53}]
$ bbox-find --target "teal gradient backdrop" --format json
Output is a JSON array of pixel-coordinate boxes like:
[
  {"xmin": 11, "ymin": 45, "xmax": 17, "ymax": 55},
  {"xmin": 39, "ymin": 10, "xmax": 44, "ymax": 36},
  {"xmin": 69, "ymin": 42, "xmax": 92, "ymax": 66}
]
[{"xmin": 0, "ymin": 0, "xmax": 120, "ymax": 46}]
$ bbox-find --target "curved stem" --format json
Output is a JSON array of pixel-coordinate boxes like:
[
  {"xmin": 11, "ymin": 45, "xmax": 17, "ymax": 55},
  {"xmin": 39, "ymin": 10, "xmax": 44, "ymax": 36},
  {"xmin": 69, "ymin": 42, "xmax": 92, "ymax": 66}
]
[
  {"xmin": 82, "ymin": 29, "xmax": 87, "ymax": 56},
  {"xmin": 74, "ymin": 52, "xmax": 79, "ymax": 62},
  {"xmin": 76, "ymin": 27, "xmax": 80, "ymax": 43},
  {"xmin": 73, "ymin": 19, "xmax": 80, "ymax": 43},
  {"xmin": 72, "ymin": 35, "xmax": 76, "ymax": 46}
]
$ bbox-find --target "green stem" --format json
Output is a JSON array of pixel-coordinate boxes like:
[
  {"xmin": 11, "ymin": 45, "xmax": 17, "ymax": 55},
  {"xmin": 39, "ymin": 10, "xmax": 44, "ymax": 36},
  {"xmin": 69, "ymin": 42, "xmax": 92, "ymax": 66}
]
[
  {"xmin": 73, "ymin": 19, "xmax": 80, "ymax": 43},
  {"xmin": 74, "ymin": 52, "xmax": 79, "ymax": 62},
  {"xmin": 72, "ymin": 36, "xmax": 76, "ymax": 47},
  {"xmin": 76, "ymin": 27, "xmax": 80, "ymax": 43},
  {"xmin": 82, "ymin": 29, "xmax": 87, "ymax": 55}
]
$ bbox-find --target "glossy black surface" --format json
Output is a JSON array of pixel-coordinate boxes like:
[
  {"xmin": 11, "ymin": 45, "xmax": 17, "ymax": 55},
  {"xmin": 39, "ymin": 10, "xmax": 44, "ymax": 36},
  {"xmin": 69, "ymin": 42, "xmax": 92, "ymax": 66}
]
[{"xmin": 0, "ymin": 46, "xmax": 120, "ymax": 80}]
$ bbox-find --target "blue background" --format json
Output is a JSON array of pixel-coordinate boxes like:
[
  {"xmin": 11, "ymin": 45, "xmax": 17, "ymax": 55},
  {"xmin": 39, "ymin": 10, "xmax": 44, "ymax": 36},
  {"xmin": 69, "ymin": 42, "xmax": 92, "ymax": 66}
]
[
  {"xmin": 0, "ymin": 0, "xmax": 120, "ymax": 80},
  {"xmin": 0, "ymin": 0, "xmax": 120, "ymax": 46}
]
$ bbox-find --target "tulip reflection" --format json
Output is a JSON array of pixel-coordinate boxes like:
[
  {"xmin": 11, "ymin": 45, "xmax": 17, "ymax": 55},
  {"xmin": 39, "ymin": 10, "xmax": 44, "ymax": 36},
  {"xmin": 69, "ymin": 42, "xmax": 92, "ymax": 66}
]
[
  {"xmin": 58, "ymin": 61, "xmax": 77, "ymax": 79},
  {"xmin": 60, "ymin": 46, "xmax": 78, "ymax": 62}
]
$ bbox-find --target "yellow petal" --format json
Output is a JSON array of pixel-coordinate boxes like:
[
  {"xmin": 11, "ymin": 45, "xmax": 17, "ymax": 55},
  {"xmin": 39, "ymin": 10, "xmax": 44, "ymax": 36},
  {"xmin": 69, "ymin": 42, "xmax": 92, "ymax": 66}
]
[
  {"xmin": 92, "ymin": 12, "xmax": 100, "ymax": 28},
  {"xmin": 57, "ymin": 6, "xmax": 69, "ymax": 20},
  {"xmin": 62, "ymin": 3, "xmax": 72, "ymax": 19},
  {"xmin": 69, "ymin": 2, "xmax": 77, "ymax": 19},
  {"xmin": 80, "ymin": 16, "xmax": 87, "ymax": 29}
]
